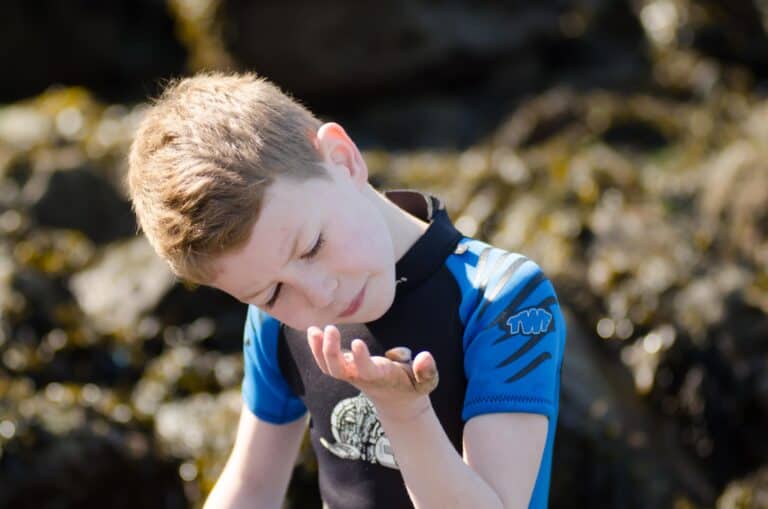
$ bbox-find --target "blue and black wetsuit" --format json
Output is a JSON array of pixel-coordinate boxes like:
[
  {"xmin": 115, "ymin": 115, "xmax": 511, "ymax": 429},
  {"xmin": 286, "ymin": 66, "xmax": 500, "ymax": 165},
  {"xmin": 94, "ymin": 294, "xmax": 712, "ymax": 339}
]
[{"xmin": 242, "ymin": 190, "xmax": 566, "ymax": 509}]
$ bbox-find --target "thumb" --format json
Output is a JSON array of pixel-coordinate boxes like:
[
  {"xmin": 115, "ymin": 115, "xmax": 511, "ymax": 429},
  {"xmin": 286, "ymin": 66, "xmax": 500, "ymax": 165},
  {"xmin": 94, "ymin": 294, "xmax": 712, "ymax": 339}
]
[{"xmin": 412, "ymin": 351, "xmax": 439, "ymax": 394}]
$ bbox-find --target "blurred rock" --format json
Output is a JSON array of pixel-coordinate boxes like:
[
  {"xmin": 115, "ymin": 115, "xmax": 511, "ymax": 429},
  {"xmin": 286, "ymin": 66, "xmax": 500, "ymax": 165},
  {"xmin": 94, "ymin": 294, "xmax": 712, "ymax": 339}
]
[
  {"xmin": 553, "ymin": 310, "xmax": 715, "ymax": 508},
  {"xmin": 132, "ymin": 345, "xmax": 242, "ymax": 418},
  {"xmin": 28, "ymin": 166, "xmax": 136, "ymax": 244},
  {"xmin": 155, "ymin": 389, "xmax": 240, "ymax": 459},
  {"xmin": 0, "ymin": 0, "xmax": 187, "ymax": 102},
  {"xmin": 69, "ymin": 237, "xmax": 176, "ymax": 336},
  {"xmin": 687, "ymin": 0, "xmax": 768, "ymax": 79},
  {"xmin": 699, "ymin": 140, "xmax": 768, "ymax": 268},
  {"xmin": 12, "ymin": 269, "xmax": 69, "ymax": 325},
  {"xmin": 0, "ymin": 106, "xmax": 51, "ymax": 149},
  {"xmin": 0, "ymin": 382, "xmax": 188, "ymax": 509},
  {"xmin": 155, "ymin": 389, "xmax": 242, "ymax": 502},
  {"xmin": 151, "ymin": 284, "xmax": 247, "ymax": 354},
  {"xmin": 0, "ymin": 13, "xmax": 767, "ymax": 507},
  {"xmin": 219, "ymin": 0, "xmax": 647, "ymax": 148},
  {"xmin": 717, "ymin": 466, "xmax": 768, "ymax": 509}
]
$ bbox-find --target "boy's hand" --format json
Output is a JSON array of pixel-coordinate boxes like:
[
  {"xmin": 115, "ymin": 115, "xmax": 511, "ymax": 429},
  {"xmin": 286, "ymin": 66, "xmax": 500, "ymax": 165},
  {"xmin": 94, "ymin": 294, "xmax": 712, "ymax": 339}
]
[{"xmin": 307, "ymin": 325, "xmax": 439, "ymax": 419}]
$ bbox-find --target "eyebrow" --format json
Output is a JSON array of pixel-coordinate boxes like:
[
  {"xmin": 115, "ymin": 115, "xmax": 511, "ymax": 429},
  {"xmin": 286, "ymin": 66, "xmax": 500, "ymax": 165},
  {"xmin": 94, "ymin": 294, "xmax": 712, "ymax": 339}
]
[{"xmin": 240, "ymin": 225, "xmax": 303, "ymax": 302}]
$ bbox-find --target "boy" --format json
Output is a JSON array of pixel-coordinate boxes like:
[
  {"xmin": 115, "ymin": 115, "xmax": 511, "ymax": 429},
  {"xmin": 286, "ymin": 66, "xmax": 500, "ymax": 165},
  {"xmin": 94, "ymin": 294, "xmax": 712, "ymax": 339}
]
[{"xmin": 127, "ymin": 72, "xmax": 566, "ymax": 509}]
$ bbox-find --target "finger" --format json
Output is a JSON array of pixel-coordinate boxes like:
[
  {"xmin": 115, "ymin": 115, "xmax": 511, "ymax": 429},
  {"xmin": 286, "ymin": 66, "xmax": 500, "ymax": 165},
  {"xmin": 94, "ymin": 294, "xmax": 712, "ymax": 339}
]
[
  {"xmin": 307, "ymin": 326, "xmax": 329, "ymax": 374},
  {"xmin": 351, "ymin": 339, "xmax": 377, "ymax": 380},
  {"xmin": 385, "ymin": 346, "xmax": 412, "ymax": 364},
  {"xmin": 412, "ymin": 351, "xmax": 439, "ymax": 394},
  {"xmin": 322, "ymin": 325, "xmax": 348, "ymax": 379}
]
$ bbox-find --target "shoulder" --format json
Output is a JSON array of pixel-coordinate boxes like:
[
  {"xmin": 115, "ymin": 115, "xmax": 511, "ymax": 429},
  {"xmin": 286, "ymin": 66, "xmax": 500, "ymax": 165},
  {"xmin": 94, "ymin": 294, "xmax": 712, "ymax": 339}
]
[
  {"xmin": 446, "ymin": 238, "xmax": 535, "ymax": 289},
  {"xmin": 444, "ymin": 239, "xmax": 567, "ymax": 420},
  {"xmin": 244, "ymin": 304, "xmax": 281, "ymax": 346},
  {"xmin": 241, "ymin": 305, "xmax": 307, "ymax": 424},
  {"xmin": 444, "ymin": 238, "xmax": 555, "ymax": 336},
  {"xmin": 242, "ymin": 305, "xmax": 285, "ymax": 377}
]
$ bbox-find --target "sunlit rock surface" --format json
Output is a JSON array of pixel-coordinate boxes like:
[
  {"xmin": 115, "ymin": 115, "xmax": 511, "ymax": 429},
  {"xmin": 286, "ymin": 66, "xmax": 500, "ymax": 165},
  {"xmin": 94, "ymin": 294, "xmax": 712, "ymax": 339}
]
[
  {"xmin": 718, "ymin": 467, "xmax": 768, "ymax": 509},
  {"xmin": 70, "ymin": 237, "xmax": 176, "ymax": 335}
]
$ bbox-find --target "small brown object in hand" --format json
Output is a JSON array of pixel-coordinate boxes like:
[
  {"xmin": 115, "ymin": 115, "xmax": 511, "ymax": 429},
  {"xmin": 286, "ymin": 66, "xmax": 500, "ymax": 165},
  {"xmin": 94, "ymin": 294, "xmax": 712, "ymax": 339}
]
[
  {"xmin": 384, "ymin": 346, "xmax": 438, "ymax": 394},
  {"xmin": 385, "ymin": 346, "xmax": 413, "ymax": 364}
]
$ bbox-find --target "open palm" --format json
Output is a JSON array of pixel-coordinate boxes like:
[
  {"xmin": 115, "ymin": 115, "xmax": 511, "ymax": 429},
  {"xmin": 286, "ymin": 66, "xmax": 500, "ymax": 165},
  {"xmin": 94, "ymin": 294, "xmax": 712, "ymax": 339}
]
[{"xmin": 306, "ymin": 325, "xmax": 439, "ymax": 406}]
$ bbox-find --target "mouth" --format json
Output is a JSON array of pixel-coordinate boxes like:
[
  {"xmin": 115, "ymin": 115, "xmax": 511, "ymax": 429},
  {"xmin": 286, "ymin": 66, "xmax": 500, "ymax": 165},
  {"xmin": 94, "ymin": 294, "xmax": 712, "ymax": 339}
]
[{"xmin": 338, "ymin": 282, "xmax": 366, "ymax": 319}]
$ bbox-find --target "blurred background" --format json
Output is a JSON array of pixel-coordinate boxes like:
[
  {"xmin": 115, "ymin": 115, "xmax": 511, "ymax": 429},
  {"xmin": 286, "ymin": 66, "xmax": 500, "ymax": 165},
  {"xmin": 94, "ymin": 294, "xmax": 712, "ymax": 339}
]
[{"xmin": 0, "ymin": 0, "xmax": 766, "ymax": 507}]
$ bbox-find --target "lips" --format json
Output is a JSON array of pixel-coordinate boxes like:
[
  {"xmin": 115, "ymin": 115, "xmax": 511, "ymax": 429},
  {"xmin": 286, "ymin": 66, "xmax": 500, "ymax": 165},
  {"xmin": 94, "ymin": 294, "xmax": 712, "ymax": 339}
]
[{"xmin": 338, "ymin": 282, "xmax": 366, "ymax": 318}]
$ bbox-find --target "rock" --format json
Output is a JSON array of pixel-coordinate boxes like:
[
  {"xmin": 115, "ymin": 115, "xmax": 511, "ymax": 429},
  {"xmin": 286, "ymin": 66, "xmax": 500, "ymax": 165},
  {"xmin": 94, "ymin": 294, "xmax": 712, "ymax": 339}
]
[
  {"xmin": 132, "ymin": 345, "xmax": 242, "ymax": 418},
  {"xmin": 69, "ymin": 237, "xmax": 176, "ymax": 335},
  {"xmin": 552, "ymin": 310, "xmax": 716, "ymax": 508},
  {"xmin": 219, "ymin": 0, "xmax": 646, "ymax": 105},
  {"xmin": 686, "ymin": 0, "xmax": 768, "ymax": 78},
  {"xmin": 698, "ymin": 140, "xmax": 768, "ymax": 268},
  {"xmin": 11, "ymin": 269, "xmax": 73, "ymax": 333},
  {"xmin": 0, "ymin": 0, "xmax": 187, "ymax": 102},
  {"xmin": 28, "ymin": 166, "xmax": 136, "ymax": 245},
  {"xmin": 0, "ymin": 106, "xmax": 51, "ymax": 149},
  {"xmin": 717, "ymin": 466, "xmax": 768, "ymax": 509},
  {"xmin": 0, "ymin": 382, "xmax": 188, "ymax": 508},
  {"xmin": 155, "ymin": 390, "xmax": 241, "ymax": 459},
  {"xmin": 154, "ymin": 389, "xmax": 242, "ymax": 504}
]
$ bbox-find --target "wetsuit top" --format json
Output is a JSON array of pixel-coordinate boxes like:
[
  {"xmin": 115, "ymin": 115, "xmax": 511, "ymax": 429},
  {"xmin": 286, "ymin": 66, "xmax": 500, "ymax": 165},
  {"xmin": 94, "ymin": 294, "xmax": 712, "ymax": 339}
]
[{"xmin": 242, "ymin": 190, "xmax": 566, "ymax": 509}]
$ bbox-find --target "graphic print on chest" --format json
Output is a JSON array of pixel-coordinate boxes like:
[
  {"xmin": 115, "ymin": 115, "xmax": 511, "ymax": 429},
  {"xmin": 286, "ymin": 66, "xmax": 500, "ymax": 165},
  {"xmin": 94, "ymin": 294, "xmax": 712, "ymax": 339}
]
[{"xmin": 319, "ymin": 392, "xmax": 399, "ymax": 470}]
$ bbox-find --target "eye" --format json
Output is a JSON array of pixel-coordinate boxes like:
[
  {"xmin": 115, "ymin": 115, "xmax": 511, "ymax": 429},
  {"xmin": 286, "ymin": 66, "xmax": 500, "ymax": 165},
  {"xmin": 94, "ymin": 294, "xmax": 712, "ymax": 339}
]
[
  {"xmin": 301, "ymin": 232, "xmax": 325, "ymax": 260},
  {"xmin": 265, "ymin": 283, "xmax": 282, "ymax": 309},
  {"xmin": 264, "ymin": 233, "xmax": 323, "ymax": 309}
]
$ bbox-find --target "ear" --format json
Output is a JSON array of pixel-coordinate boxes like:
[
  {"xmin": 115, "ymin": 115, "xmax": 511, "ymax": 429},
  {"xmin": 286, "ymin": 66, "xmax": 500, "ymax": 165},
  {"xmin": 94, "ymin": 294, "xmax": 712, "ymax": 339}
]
[{"xmin": 315, "ymin": 122, "xmax": 368, "ymax": 186}]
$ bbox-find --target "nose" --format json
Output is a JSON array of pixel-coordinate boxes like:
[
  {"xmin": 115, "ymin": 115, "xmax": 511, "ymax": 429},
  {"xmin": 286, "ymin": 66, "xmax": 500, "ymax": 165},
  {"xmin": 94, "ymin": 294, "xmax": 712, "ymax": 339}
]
[{"xmin": 300, "ymin": 272, "xmax": 338, "ymax": 309}]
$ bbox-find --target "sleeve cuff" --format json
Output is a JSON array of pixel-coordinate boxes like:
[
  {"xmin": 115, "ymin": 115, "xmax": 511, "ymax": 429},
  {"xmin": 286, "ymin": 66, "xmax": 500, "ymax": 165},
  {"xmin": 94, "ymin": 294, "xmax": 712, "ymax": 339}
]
[{"xmin": 462, "ymin": 394, "xmax": 555, "ymax": 422}]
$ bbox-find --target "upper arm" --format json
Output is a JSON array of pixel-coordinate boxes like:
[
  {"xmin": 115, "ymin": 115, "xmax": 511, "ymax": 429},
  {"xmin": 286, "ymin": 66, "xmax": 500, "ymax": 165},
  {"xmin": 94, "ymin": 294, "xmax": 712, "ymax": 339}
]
[
  {"xmin": 453, "ymin": 247, "xmax": 566, "ymax": 421},
  {"xmin": 446, "ymin": 244, "xmax": 566, "ymax": 506},
  {"xmin": 462, "ymin": 413, "xmax": 548, "ymax": 509},
  {"xmin": 228, "ymin": 403, "xmax": 308, "ymax": 495}
]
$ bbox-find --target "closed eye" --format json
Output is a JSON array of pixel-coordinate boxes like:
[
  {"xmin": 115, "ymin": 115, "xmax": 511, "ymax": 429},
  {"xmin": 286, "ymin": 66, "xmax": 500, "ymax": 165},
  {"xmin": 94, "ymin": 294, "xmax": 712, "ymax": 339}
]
[
  {"xmin": 301, "ymin": 232, "xmax": 324, "ymax": 260},
  {"xmin": 265, "ymin": 232, "xmax": 324, "ymax": 309}
]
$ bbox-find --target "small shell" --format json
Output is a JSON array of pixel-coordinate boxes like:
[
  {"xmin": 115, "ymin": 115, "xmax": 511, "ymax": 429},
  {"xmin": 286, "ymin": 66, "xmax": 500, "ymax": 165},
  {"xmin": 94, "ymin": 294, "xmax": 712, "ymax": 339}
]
[{"xmin": 384, "ymin": 346, "xmax": 412, "ymax": 363}]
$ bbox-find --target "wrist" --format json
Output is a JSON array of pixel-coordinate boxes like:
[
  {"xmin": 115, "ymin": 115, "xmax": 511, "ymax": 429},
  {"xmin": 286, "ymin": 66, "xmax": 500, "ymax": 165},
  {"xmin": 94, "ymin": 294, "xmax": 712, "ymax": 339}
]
[{"xmin": 372, "ymin": 394, "xmax": 433, "ymax": 423}]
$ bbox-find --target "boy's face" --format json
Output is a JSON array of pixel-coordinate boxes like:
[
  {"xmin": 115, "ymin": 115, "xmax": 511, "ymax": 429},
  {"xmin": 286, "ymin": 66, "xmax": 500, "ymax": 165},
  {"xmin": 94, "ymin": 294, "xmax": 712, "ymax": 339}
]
[{"xmin": 210, "ymin": 165, "xmax": 397, "ymax": 331}]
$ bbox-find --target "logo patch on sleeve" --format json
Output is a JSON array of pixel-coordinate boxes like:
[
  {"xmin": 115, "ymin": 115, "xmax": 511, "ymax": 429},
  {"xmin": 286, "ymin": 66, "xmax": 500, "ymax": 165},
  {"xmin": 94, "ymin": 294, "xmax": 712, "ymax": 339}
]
[{"xmin": 506, "ymin": 308, "xmax": 552, "ymax": 335}]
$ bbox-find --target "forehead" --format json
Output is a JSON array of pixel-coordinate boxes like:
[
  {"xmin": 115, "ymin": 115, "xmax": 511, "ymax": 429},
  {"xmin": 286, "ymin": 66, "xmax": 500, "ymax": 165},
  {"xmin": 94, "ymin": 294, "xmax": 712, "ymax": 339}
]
[{"xmin": 212, "ymin": 178, "xmax": 309, "ymax": 291}]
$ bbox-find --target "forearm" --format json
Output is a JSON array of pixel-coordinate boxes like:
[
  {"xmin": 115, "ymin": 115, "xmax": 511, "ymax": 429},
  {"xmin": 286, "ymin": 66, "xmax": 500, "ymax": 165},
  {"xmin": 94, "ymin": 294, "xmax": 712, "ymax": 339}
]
[
  {"xmin": 375, "ymin": 398, "xmax": 506, "ymax": 509},
  {"xmin": 203, "ymin": 464, "xmax": 282, "ymax": 509}
]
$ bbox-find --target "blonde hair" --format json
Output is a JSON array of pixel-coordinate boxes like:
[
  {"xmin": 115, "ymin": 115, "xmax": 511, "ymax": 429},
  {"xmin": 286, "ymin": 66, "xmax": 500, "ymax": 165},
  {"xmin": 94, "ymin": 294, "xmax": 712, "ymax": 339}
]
[{"xmin": 126, "ymin": 72, "xmax": 325, "ymax": 284}]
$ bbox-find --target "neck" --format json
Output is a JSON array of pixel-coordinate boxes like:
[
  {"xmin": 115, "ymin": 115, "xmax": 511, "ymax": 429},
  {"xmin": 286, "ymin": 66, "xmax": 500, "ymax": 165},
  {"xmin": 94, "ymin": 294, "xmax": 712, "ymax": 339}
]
[{"xmin": 362, "ymin": 184, "xmax": 430, "ymax": 261}]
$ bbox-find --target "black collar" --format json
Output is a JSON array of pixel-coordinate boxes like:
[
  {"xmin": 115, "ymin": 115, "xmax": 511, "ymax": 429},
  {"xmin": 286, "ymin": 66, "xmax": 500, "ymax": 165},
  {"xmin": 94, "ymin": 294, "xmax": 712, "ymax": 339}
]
[{"xmin": 383, "ymin": 190, "xmax": 464, "ymax": 295}]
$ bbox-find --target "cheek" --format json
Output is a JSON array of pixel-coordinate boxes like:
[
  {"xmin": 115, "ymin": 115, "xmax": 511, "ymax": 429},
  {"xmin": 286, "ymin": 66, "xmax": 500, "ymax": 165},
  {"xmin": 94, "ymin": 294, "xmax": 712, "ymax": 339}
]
[
  {"xmin": 335, "ymin": 212, "xmax": 393, "ymax": 270},
  {"xmin": 273, "ymin": 301, "xmax": 315, "ymax": 331},
  {"xmin": 336, "ymin": 236, "xmax": 390, "ymax": 270}
]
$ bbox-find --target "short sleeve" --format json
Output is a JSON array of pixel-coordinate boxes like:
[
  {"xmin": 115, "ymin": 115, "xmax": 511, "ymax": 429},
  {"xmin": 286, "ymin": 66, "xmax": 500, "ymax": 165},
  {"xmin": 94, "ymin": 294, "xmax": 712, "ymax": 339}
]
[
  {"xmin": 242, "ymin": 305, "xmax": 307, "ymax": 424},
  {"xmin": 456, "ymin": 248, "xmax": 566, "ymax": 422}
]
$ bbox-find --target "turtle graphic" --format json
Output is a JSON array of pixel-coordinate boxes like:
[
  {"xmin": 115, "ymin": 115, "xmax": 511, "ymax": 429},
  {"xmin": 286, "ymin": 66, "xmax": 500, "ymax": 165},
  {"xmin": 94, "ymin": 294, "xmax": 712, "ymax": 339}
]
[{"xmin": 320, "ymin": 392, "xmax": 398, "ymax": 469}]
